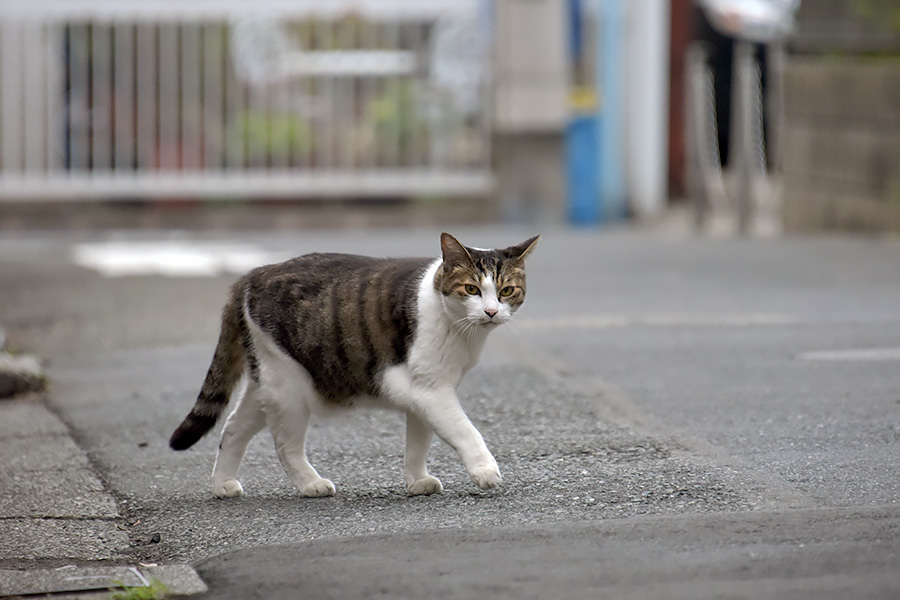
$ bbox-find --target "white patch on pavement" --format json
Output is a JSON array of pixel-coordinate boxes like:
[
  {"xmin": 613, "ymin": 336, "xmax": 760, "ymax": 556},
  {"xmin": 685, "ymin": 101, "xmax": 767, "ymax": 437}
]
[
  {"xmin": 71, "ymin": 241, "xmax": 287, "ymax": 278},
  {"xmin": 797, "ymin": 348, "xmax": 900, "ymax": 362},
  {"xmin": 521, "ymin": 313, "xmax": 796, "ymax": 329}
]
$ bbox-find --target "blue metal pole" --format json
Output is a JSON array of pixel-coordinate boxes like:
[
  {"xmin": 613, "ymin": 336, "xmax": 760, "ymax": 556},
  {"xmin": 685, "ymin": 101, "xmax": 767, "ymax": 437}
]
[{"xmin": 596, "ymin": 0, "xmax": 627, "ymax": 222}]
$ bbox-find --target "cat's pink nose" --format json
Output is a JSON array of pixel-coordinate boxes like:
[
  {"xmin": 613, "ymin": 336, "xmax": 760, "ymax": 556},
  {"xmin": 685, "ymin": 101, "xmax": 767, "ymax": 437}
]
[{"xmin": 484, "ymin": 308, "xmax": 498, "ymax": 318}]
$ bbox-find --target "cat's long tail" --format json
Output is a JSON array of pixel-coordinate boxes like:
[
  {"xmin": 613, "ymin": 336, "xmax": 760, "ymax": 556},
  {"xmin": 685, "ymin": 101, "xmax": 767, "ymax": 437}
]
[{"xmin": 169, "ymin": 283, "xmax": 247, "ymax": 450}]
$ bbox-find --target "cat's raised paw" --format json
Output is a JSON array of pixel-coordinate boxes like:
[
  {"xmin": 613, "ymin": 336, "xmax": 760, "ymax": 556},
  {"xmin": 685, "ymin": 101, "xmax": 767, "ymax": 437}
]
[
  {"xmin": 407, "ymin": 475, "xmax": 443, "ymax": 496},
  {"xmin": 213, "ymin": 478, "xmax": 244, "ymax": 498},
  {"xmin": 469, "ymin": 464, "xmax": 502, "ymax": 490},
  {"xmin": 300, "ymin": 477, "xmax": 336, "ymax": 498}
]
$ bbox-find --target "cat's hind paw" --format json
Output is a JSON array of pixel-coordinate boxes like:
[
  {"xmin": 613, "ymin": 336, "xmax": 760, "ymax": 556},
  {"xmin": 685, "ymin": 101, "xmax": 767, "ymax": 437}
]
[
  {"xmin": 407, "ymin": 475, "xmax": 443, "ymax": 496},
  {"xmin": 300, "ymin": 477, "xmax": 336, "ymax": 498},
  {"xmin": 469, "ymin": 464, "xmax": 502, "ymax": 490},
  {"xmin": 213, "ymin": 478, "xmax": 244, "ymax": 499}
]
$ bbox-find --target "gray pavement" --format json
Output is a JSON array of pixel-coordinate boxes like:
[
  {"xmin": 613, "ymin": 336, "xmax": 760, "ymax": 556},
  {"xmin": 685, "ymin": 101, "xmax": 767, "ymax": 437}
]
[
  {"xmin": 1, "ymin": 225, "xmax": 899, "ymax": 598},
  {"xmin": 191, "ymin": 506, "xmax": 900, "ymax": 600}
]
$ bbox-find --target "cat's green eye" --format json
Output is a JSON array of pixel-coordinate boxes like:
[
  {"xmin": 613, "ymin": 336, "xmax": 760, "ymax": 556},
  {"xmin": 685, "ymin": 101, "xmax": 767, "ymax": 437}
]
[
  {"xmin": 464, "ymin": 284, "xmax": 480, "ymax": 296},
  {"xmin": 499, "ymin": 286, "xmax": 515, "ymax": 298}
]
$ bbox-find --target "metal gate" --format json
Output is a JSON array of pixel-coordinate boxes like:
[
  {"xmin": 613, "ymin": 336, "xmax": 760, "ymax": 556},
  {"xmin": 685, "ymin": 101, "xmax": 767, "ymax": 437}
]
[{"xmin": 0, "ymin": 1, "xmax": 493, "ymax": 201}]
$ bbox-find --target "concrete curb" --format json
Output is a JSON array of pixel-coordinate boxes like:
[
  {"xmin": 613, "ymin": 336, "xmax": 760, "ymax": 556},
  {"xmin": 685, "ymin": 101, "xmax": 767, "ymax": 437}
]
[
  {"xmin": 0, "ymin": 341, "xmax": 209, "ymax": 596},
  {"xmin": 0, "ymin": 564, "xmax": 207, "ymax": 597},
  {"xmin": 0, "ymin": 397, "xmax": 129, "ymax": 566}
]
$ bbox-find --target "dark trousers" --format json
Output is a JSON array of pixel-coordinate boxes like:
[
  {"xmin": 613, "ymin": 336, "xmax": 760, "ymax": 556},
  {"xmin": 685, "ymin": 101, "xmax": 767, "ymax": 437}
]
[{"xmin": 692, "ymin": 7, "xmax": 769, "ymax": 168}]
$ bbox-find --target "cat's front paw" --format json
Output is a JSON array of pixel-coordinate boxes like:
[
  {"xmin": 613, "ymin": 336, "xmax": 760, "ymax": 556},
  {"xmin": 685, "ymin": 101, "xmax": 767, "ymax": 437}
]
[
  {"xmin": 300, "ymin": 477, "xmax": 336, "ymax": 498},
  {"xmin": 213, "ymin": 478, "xmax": 244, "ymax": 499},
  {"xmin": 407, "ymin": 475, "xmax": 443, "ymax": 496},
  {"xmin": 468, "ymin": 463, "xmax": 502, "ymax": 490}
]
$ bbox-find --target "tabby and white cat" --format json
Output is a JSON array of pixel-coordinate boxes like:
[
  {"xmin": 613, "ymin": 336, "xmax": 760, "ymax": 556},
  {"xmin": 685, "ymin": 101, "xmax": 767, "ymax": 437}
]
[{"xmin": 170, "ymin": 233, "xmax": 539, "ymax": 497}]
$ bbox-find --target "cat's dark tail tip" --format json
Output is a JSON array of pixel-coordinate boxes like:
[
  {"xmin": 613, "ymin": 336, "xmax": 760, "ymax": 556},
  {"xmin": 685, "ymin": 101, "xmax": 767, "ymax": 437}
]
[
  {"xmin": 169, "ymin": 414, "xmax": 217, "ymax": 451},
  {"xmin": 169, "ymin": 431, "xmax": 198, "ymax": 451}
]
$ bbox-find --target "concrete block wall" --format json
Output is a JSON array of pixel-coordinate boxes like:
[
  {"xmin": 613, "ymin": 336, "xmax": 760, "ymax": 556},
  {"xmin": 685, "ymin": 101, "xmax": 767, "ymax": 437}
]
[{"xmin": 782, "ymin": 60, "xmax": 900, "ymax": 232}]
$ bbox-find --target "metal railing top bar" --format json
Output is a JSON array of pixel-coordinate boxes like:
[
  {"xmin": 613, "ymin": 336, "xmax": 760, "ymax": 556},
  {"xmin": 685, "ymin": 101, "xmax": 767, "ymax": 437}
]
[
  {"xmin": 1, "ymin": 0, "xmax": 479, "ymax": 22},
  {"xmin": 0, "ymin": 171, "xmax": 495, "ymax": 201}
]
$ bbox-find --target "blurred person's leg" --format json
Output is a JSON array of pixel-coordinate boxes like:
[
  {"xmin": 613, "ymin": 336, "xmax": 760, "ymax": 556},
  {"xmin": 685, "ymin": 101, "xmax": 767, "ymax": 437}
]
[{"xmin": 693, "ymin": 6, "xmax": 733, "ymax": 167}]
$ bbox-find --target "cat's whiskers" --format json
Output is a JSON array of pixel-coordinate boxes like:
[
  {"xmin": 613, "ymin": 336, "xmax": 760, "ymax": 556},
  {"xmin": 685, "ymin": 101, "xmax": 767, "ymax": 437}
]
[
  {"xmin": 465, "ymin": 320, "xmax": 478, "ymax": 346},
  {"xmin": 446, "ymin": 315, "xmax": 474, "ymax": 347},
  {"xmin": 505, "ymin": 315, "xmax": 525, "ymax": 343}
]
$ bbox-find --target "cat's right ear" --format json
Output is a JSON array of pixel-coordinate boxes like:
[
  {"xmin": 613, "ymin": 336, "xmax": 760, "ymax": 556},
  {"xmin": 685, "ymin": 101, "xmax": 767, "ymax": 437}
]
[
  {"xmin": 440, "ymin": 232, "xmax": 473, "ymax": 266},
  {"xmin": 504, "ymin": 235, "xmax": 540, "ymax": 262}
]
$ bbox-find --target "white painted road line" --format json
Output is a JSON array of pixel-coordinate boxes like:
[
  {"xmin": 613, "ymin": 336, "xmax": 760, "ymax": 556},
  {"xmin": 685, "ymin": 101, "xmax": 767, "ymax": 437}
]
[
  {"xmin": 798, "ymin": 348, "xmax": 900, "ymax": 362},
  {"xmin": 71, "ymin": 241, "xmax": 287, "ymax": 278},
  {"xmin": 521, "ymin": 313, "xmax": 797, "ymax": 329}
]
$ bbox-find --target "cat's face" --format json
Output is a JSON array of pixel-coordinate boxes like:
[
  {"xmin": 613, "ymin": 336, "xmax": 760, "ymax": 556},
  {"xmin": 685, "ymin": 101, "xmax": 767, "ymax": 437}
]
[{"xmin": 434, "ymin": 233, "xmax": 539, "ymax": 328}]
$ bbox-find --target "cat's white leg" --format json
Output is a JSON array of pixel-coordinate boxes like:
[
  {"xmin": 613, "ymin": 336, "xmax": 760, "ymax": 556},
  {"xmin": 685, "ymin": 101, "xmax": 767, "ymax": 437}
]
[
  {"xmin": 212, "ymin": 380, "xmax": 266, "ymax": 498},
  {"xmin": 405, "ymin": 412, "xmax": 443, "ymax": 495},
  {"xmin": 418, "ymin": 393, "xmax": 502, "ymax": 490},
  {"xmin": 245, "ymin": 315, "xmax": 335, "ymax": 498},
  {"xmin": 264, "ymin": 389, "xmax": 335, "ymax": 498},
  {"xmin": 384, "ymin": 371, "xmax": 500, "ymax": 490}
]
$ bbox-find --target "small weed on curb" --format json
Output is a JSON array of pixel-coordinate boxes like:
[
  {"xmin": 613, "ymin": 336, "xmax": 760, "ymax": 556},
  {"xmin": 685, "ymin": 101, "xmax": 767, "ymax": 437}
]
[{"xmin": 109, "ymin": 579, "xmax": 169, "ymax": 600}]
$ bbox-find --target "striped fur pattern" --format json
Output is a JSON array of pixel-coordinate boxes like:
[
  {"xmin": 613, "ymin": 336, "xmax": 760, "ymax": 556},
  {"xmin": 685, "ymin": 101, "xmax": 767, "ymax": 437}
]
[{"xmin": 169, "ymin": 233, "xmax": 539, "ymax": 498}]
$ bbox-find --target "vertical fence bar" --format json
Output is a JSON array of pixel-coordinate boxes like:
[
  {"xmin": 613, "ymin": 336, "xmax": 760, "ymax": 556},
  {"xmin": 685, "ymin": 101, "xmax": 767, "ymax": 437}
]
[
  {"xmin": 359, "ymin": 18, "xmax": 376, "ymax": 169},
  {"xmin": 244, "ymin": 32, "xmax": 269, "ymax": 172},
  {"xmin": 372, "ymin": 21, "xmax": 385, "ymax": 168},
  {"xmin": 428, "ymin": 16, "xmax": 445, "ymax": 170},
  {"xmin": 91, "ymin": 23, "xmax": 112, "ymax": 172},
  {"xmin": 384, "ymin": 19, "xmax": 401, "ymax": 170},
  {"xmin": 270, "ymin": 20, "xmax": 292, "ymax": 172},
  {"xmin": 281, "ymin": 76, "xmax": 295, "ymax": 171},
  {"xmin": 298, "ymin": 18, "xmax": 314, "ymax": 172},
  {"xmin": 181, "ymin": 23, "xmax": 202, "ymax": 171},
  {"xmin": 136, "ymin": 23, "xmax": 157, "ymax": 170},
  {"xmin": 0, "ymin": 22, "xmax": 24, "ymax": 173},
  {"xmin": 46, "ymin": 22, "xmax": 65, "ymax": 174},
  {"xmin": 224, "ymin": 22, "xmax": 248, "ymax": 173},
  {"xmin": 22, "ymin": 23, "xmax": 46, "ymax": 174},
  {"xmin": 314, "ymin": 19, "xmax": 332, "ymax": 171},
  {"xmin": 113, "ymin": 23, "xmax": 135, "ymax": 172},
  {"xmin": 270, "ymin": 78, "xmax": 290, "ymax": 171},
  {"xmin": 0, "ymin": 24, "xmax": 4, "ymax": 171},
  {"xmin": 202, "ymin": 22, "xmax": 225, "ymax": 172},
  {"xmin": 339, "ymin": 18, "xmax": 355, "ymax": 171},
  {"xmin": 68, "ymin": 24, "xmax": 91, "ymax": 172},
  {"xmin": 158, "ymin": 23, "xmax": 179, "ymax": 171},
  {"xmin": 403, "ymin": 19, "xmax": 423, "ymax": 169}
]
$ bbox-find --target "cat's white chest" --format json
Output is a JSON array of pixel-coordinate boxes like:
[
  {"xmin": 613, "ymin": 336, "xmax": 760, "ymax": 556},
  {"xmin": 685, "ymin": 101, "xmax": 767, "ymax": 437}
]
[
  {"xmin": 408, "ymin": 327, "xmax": 485, "ymax": 387},
  {"xmin": 406, "ymin": 259, "xmax": 490, "ymax": 388}
]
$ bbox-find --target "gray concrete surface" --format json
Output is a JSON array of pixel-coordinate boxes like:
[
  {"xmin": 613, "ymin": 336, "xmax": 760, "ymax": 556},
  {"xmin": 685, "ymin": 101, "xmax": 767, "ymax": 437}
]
[
  {"xmin": 0, "ymin": 398, "xmax": 128, "ymax": 564},
  {"xmin": 0, "ymin": 225, "xmax": 899, "ymax": 597},
  {"xmin": 192, "ymin": 506, "xmax": 900, "ymax": 600}
]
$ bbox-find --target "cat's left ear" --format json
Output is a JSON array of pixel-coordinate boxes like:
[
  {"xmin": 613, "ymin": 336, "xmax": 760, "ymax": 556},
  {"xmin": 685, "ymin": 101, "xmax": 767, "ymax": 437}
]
[
  {"xmin": 503, "ymin": 235, "xmax": 540, "ymax": 262},
  {"xmin": 440, "ymin": 232, "xmax": 474, "ymax": 265}
]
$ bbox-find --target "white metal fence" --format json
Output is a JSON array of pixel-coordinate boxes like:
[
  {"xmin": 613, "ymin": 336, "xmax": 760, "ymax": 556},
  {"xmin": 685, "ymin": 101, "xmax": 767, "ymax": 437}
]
[{"xmin": 0, "ymin": 1, "xmax": 493, "ymax": 201}]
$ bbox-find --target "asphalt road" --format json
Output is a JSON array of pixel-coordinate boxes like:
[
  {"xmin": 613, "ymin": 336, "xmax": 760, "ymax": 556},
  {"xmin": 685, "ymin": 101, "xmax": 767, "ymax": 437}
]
[{"xmin": 1, "ymin": 226, "xmax": 899, "ymax": 598}]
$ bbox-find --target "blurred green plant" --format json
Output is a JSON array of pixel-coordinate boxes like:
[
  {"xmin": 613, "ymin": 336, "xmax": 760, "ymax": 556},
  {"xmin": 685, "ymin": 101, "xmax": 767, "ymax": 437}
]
[
  {"xmin": 227, "ymin": 111, "xmax": 312, "ymax": 167},
  {"xmin": 367, "ymin": 79, "xmax": 426, "ymax": 163},
  {"xmin": 854, "ymin": 0, "xmax": 900, "ymax": 32},
  {"xmin": 369, "ymin": 80, "xmax": 417, "ymax": 137},
  {"xmin": 108, "ymin": 579, "xmax": 168, "ymax": 600}
]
